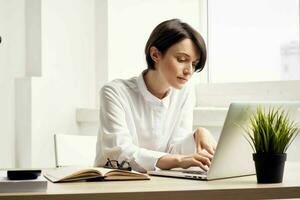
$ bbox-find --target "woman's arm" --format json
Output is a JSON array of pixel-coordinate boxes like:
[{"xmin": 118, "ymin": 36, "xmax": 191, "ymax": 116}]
[
  {"xmin": 156, "ymin": 152, "xmax": 212, "ymax": 171},
  {"xmin": 160, "ymin": 127, "xmax": 216, "ymax": 171},
  {"xmin": 96, "ymin": 84, "xmax": 167, "ymax": 172},
  {"xmin": 163, "ymin": 86, "xmax": 216, "ymax": 170},
  {"xmin": 157, "ymin": 128, "xmax": 215, "ymax": 171}
]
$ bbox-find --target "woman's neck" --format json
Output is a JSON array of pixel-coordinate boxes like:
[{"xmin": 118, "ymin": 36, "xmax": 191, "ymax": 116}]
[{"xmin": 143, "ymin": 69, "xmax": 170, "ymax": 99}]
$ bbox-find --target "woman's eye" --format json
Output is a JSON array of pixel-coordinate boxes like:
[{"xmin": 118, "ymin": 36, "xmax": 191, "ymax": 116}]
[{"xmin": 177, "ymin": 57, "xmax": 186, "ymax": 62}]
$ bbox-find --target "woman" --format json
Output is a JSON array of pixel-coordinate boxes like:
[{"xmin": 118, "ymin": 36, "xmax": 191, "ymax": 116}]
[{"xmin": 95, "ymin": 19, "xmax": 217, "ymax": 172}]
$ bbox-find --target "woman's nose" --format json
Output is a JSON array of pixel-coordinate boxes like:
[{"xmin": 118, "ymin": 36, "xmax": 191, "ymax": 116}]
[{"xmin": 183, "ymin": 64, "xmax": 193, "ymax": 75}]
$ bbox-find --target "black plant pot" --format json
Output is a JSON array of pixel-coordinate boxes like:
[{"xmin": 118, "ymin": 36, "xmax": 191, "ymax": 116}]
[{"xmin": 253, "ymin": 153, "xmax": 287, "ymax": 183}]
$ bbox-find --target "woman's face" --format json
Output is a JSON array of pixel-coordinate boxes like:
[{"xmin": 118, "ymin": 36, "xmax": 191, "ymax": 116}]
[{"xmin": 156, "ymin": 39, "xmax": 200, "ymax": 89}]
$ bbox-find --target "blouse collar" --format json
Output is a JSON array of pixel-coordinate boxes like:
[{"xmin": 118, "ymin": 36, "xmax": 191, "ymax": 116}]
[{"xmin": 137, "ymin": 70, "xmax": 171, "ymax": 109}]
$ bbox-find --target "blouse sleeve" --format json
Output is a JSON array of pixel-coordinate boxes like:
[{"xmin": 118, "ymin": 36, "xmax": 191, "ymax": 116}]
[
  {"xmin": 166, "ymin": 85, "xmax": 196, "ymax": 154},
  {"xmin": 95, "ymin": 85, "xmax": 167, "ymax": 172}
]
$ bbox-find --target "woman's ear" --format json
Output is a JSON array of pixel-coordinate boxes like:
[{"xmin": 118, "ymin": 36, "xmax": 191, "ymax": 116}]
[{"xmin": 149, "ymin": 46, "xmax": 161, "ymax": 63}]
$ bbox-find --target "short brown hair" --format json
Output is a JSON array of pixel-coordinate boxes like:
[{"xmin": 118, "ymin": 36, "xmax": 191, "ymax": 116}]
[{"xmin": 145, "ymin": 19, "xmax": 207, "ymax": 72}]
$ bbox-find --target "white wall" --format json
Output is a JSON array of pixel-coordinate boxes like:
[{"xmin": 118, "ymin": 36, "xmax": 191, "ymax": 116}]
[
  {"xmin": 14, "ymin": 0, "xmax": 96, "ymax": 168},
  {"xmin": 0, "ymin": 0, "xmax": 97, "ymax": 168},
  {"xmin": 29, "ymin": 0, "xmax": 95, "ymax": 167},
  {"xmin": 0, "ymin": 0, "xmax": 26, "ymax": 168}
]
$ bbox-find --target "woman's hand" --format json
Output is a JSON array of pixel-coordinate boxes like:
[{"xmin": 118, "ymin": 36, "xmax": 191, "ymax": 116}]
[
  {"xmin": 156, "ymin": 128, "xmax": 217, "ymax": 171},
  {"xmin": 194, "ymin": 127, "xmax": 217, "ymax": 156},
  {"xmin": 156, "ymin": 153, "xmax": 213, "ymax": 171}
]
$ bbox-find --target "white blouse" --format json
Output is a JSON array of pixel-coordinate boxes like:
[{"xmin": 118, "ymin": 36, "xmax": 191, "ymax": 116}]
[{"xmin": 94, "ymin": 71, "xmax": 196, "ymax": 172}]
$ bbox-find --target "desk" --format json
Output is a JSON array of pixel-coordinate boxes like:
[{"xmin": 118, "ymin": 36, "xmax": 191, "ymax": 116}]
[{"xmin": 1, "ymin": 162, "xmax": 300, "ymax": 200}]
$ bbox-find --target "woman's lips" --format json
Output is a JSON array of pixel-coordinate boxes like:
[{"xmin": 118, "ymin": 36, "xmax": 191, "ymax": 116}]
[{"xmin": 177, "ymin": 77, "xmax": 188, "ymax": 83}]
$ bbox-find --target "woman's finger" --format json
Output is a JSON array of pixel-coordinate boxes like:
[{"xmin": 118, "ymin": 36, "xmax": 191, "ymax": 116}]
[
  {"xmin": 193, "ymin": 154, "xmax": 211, "ymax": 166},
  {"xmin": 191, "ymin": 158, "xmax": 209, "ymax": 171},
  {"xmin": 196, "ymin": 161, "xmax": 209, "ymax": 171},
  {"xmin": 198, "ymin": 150, "xmax": 213, "ymax": 160}
]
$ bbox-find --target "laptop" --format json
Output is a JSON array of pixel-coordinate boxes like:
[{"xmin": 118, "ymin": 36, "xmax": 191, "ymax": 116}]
[{"xmin": 147, "ymin": 102, "xmax": 300, "ymax": 180}]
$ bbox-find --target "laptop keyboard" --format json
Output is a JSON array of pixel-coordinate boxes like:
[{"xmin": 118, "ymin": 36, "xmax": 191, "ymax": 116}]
[
  {"xmin": 171, "ymin": 169, "xmax": 208, "ymax": 175},
  {"xmin": 183, "ymin": 170, "xmax": 207, "ymax": 175}
]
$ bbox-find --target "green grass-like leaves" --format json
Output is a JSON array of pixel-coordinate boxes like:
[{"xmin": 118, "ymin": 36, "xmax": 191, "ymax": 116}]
[{"xmin": 243, "ymin": 106, "xmax": 299, "ymax": 154}]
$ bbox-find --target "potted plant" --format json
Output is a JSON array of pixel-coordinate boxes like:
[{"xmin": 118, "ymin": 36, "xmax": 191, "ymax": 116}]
[{"xmin": 242, "ymin": 106, "xmax": 299, "ymax": 183}]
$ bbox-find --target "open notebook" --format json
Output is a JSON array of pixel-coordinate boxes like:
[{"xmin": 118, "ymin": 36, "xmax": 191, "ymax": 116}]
[{"xmin": 44, "ymin": 166, "xmax": 150, "ymax": 182}]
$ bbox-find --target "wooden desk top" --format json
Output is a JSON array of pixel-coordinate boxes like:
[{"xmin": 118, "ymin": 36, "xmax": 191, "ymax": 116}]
[{"xmin": 1, "ymin": 162, "xmax": 300, "ymax": 200}]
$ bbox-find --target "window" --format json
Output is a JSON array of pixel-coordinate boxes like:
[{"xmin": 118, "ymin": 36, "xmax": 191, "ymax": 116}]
[{"xmin": 208, "ymin": 0, "xmax": 300, "ymax": 83}]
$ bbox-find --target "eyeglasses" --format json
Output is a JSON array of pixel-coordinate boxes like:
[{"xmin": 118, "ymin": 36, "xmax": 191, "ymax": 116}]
[{"xmin": 104, "ymin": 158, "xmax": 132, "ymax": 171}]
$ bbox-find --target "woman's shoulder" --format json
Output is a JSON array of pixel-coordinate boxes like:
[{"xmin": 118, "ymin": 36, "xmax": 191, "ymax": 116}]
[{"xmin": 100, "ymin": 76, "xmax": 138, "ymax": 95}]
